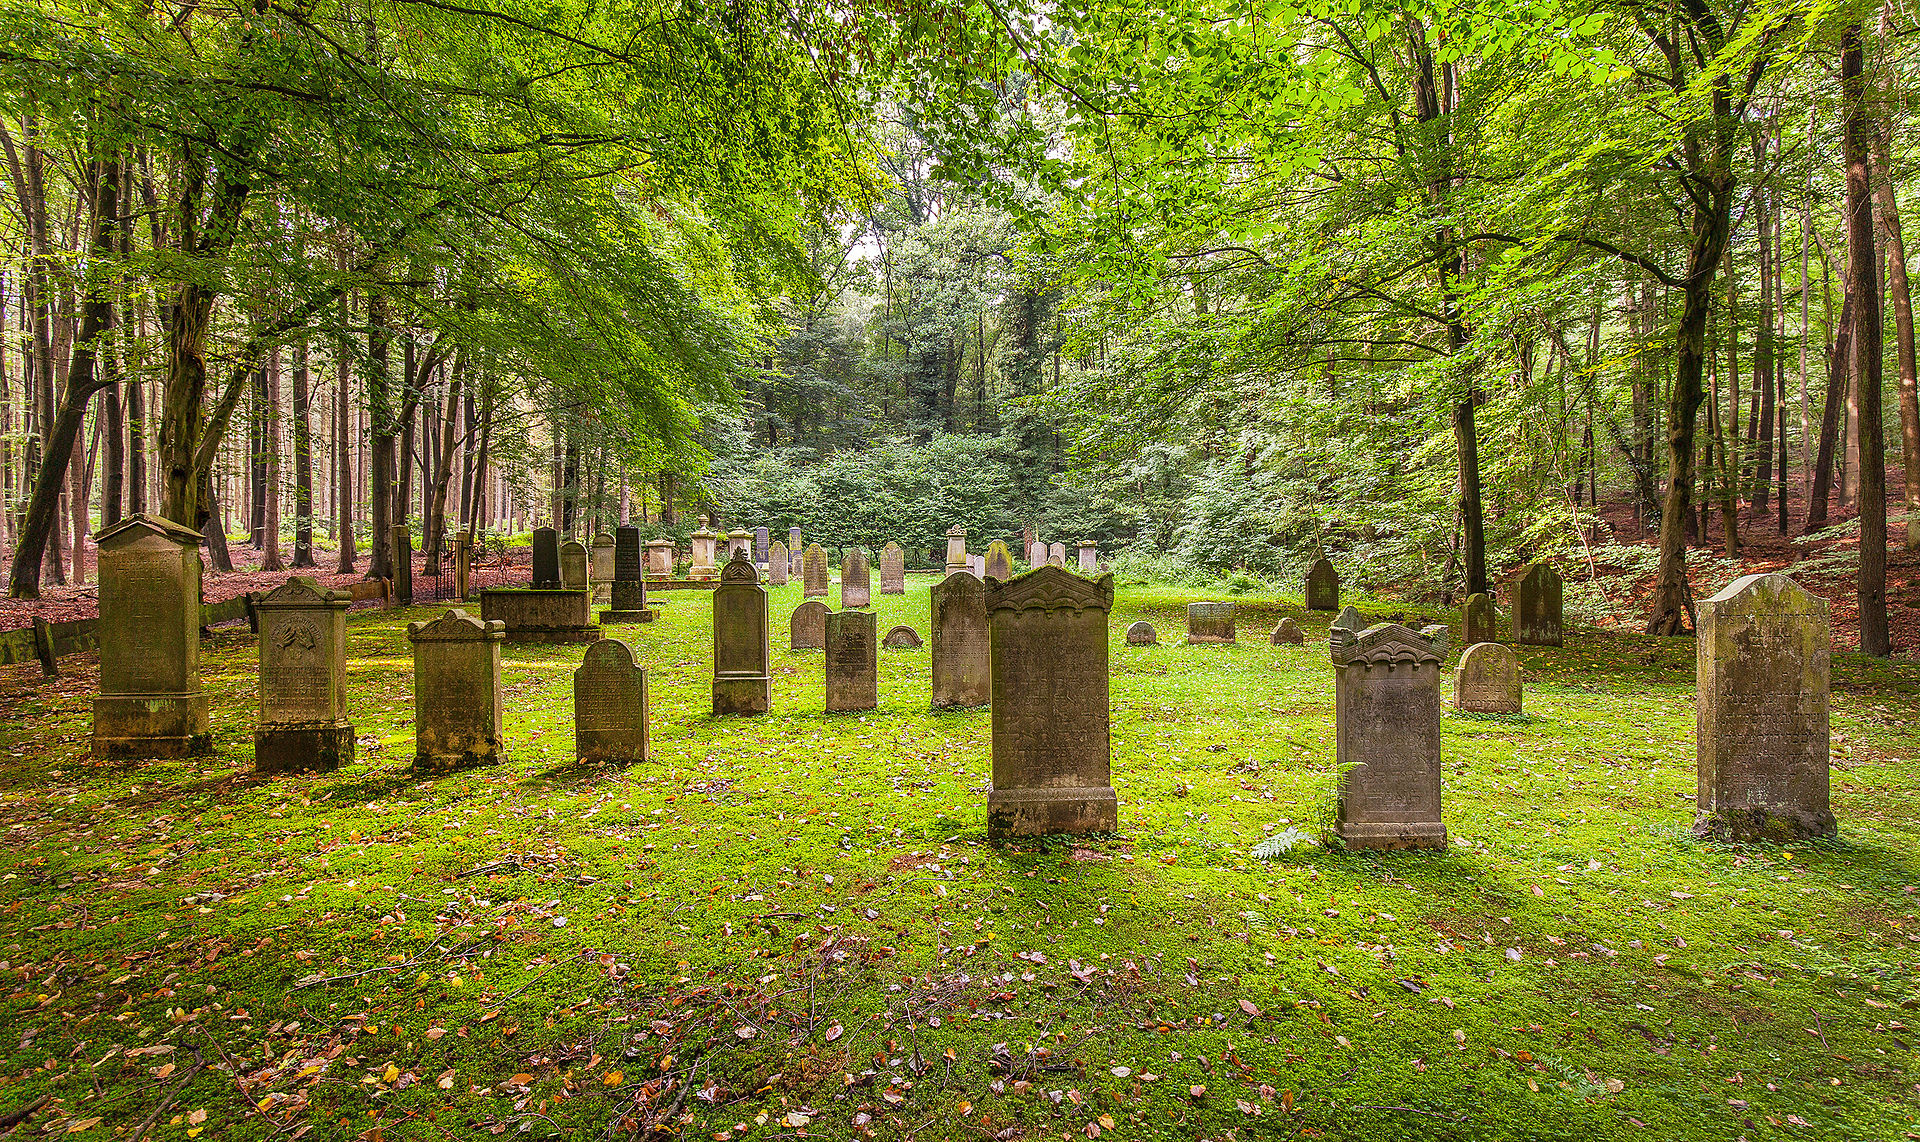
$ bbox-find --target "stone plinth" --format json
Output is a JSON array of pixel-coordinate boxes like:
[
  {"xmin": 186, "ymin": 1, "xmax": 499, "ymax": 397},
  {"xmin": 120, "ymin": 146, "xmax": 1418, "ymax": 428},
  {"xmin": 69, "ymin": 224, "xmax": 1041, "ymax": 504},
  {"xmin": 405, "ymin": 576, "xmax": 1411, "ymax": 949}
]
[
  {"xmin": 1077, "ymin": 540, "xmax": 1097, "ymax": 574},
  {"xmin": 1513, "ymin": 563, "xmax": 1563, "ymax": 647},
  {"xmin": 1186, "ymin": 602, "xmax": 1236, "ymax": 644},
  {"xmin": 790, "ymin": 600, "xmax": 828, "ymax": 650},
  {"xmin": 1330, "ymin": 622, "xmax": 1448, "ymax": 850},
  {"xmin": 945, "ymin": 526, "xmax": 969, "ymax": 575},
  {"xmin": 645, "ymin": 538, "xmax": 677, "ymax": 579},
  {"xmin": 1306, "ymin": 558, "xmax": 1339, "ymax": 611},
  {"xmin": 531, "ymin": 527, "xmax": 560, "ymax": 588},
  {"xmin": 841, "ymin": 548, "xmax": 872, "ymax": 609},
  {"xmin": 931, "ymin": 571, "xmax": 990, "ymax": 708},
  {"xmin": 802, "ymin": 543, "xmax": 830, "ymax": 598},
  {"xmin": 712, "ymin": 553, "xmax": 771, "ymax": 714},
  {"xmin": 91, "ymin": 514, "xmax": 210, "ymax": 759},
  {"xmin": 690, "ymin": 517, "xmax": 720, "ymax": 581},
  {"xmin": 1453, "ymin": 642, "xmax": 1521, "ymax": 714},
  {"xmin": 880, "ymin": 542, "xmax": 905, "ymax": 594},
  {"xmin": 480, "ymin": 588, "xmax": 602, "ymax": 643},
  {"xmin": 575, "ymin": 638, "xmax": 649, "ymax": 765},
  {"xmin": 407, "ymin": 609, "xmax": 505, "ymax": 774},
  {"xmin": 826, "ymin": 609, "xmax": 878, "ymax": 712},
  {"xmin": 251, "ymin": 576, "xmax": 354, "ymax": 774},
  {"xmin": 727, "ymin": 528, "xmax": 752, "ymax": 560},
  {"xmin": 1464, "ymin": 592, "xmax": 1497, "ymax": 645},
  {"xmin": 601, "ymin": 526, "xmax": 655, "ymax": 624},
  {"xmin": 984, "ymin": 541, "xmax": 1014, "ymax": 582},
  {"xmin": 1125, "ymin": 621, "xmax": 1157, "ymax": 646}
]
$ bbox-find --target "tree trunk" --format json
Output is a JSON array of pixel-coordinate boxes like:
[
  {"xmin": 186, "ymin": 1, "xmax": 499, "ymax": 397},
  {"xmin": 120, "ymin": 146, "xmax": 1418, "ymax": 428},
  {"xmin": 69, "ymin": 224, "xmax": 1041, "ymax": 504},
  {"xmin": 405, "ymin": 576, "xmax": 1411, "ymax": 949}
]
[
  {"xmin": 1870, "ymin": 45, "xmax": 1919, "ymax": 548},
  {"xmin": 202, "ymin": 468, "xmax": 232, "ymax": 571},
  {"xmin": 423, "ymin": 358, "xmax": 463, "ymax": 575},
  {"xmin": 365, "ymin": 290, "xmax": 394, "ymax": 582},
  {"xmin": 1843, "ymin": 26, "xmax": 1891, "ymax": 656},
  {"xmin": 291, "ymin": 339, "xmax": 315, "ymax": 567},
  {"xmin": 261, "ymin": 349, "xmax": 283, "ymax": 571},
  {"xmin": 335, "ymin": 295, "xmax": 357, "ymax": 573}
]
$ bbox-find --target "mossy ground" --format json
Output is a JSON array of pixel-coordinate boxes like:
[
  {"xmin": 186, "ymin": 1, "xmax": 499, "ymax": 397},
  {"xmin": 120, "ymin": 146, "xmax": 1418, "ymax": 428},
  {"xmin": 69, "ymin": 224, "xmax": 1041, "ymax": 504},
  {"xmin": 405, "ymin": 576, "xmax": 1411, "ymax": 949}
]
[{"xmin": 1, "ymin": 577, "xmax": 1917, "ymax": 1141}]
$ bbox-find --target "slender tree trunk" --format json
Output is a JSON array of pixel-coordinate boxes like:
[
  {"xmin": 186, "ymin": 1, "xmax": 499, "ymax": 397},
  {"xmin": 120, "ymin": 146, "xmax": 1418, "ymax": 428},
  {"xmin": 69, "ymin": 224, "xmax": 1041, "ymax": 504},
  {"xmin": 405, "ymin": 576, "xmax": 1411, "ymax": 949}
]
[
  {"xmin": 335, "ymin": 295, "xmax": 356, "ymax": 573},
  {"xmin": 423, "ymin": 358, "xmax": 463, "ymax": 575},
  {"xmin": 1843, "ymin": 26, "xmax": 1891, "ymax": 656},
  {"xmin": 1870, "ymin": 50, "xmax": 1919, "ymax": 548},
  {"xmin": 366, "ymin": 290, "xmax": 394, "ymax": 581},
  {"xmin": 202, "ymin": 468, "xmax": 232, "ymax": 571},
  {"xmin": 291, "ymin": 339, "xmax": 314, "ymax": 566},
  {"xmin": 261, "ymin": 349, "xmax": 283, "ymax": 571}
]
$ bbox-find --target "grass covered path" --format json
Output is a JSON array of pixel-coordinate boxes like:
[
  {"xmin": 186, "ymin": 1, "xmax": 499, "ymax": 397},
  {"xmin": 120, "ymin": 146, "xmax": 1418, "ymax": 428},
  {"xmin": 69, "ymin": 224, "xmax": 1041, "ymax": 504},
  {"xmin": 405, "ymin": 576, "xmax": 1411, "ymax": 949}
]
[{"xmin": 1, "ymin": 577, "xmax": 1917, "ymax": 1141}]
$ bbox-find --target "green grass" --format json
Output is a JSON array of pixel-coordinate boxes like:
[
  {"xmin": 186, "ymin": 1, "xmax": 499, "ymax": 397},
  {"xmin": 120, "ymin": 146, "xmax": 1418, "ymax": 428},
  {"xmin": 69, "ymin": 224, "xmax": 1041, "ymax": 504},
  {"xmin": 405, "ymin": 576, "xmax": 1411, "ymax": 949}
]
[{"xmin": 1, "ymin": 576, "xmax": 1917, "ymax": 1141}]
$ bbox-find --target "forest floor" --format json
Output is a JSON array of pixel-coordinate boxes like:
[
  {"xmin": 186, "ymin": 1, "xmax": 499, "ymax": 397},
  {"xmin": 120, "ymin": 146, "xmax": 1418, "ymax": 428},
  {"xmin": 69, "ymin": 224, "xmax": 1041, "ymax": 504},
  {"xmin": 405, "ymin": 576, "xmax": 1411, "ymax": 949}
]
[{"xmin": 1, "ymin": 578, "xmax": 1917, "ymax": 1141}]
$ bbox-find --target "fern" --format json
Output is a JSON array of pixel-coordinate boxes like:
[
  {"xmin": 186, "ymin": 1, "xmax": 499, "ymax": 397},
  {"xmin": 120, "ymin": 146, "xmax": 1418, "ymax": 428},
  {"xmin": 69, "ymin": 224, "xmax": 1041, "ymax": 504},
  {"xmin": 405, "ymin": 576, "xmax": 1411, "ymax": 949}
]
[{"xmin": 1252, "ymin": 826, "xmax": 1315, "ymax": 859}]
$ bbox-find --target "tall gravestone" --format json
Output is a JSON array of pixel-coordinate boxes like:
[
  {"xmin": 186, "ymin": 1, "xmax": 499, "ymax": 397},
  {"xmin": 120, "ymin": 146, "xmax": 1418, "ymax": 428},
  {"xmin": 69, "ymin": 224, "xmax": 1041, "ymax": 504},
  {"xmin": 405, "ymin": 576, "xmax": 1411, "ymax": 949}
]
[
  {"xmin": 931, "ymin": 570, "xmax": 990, "ymax": 708},
  {"xmin": 1305, "ymin": 558, "xmax": 1339, "ymax": 611},
  {"xmin": 1077, "ymin": 539, "xmax": 1098, "ymax": 574},
  {"xmin": 92, "ymin": 515, "xmax": 209, "ymax": 759},
  {"xmin": 1513, "ymin": 563, "xmax": 1563, "ymax": 646},
  {"xmin": 945, "ymin": 526, "xmax": 969, "ymax": 575},
  {"xmin": 754, "ymin": 527, "xmax": 771, "ymax": 564},
  {"xmin": 841, "ymin": 548, "xmax": 872, "ymax": 608},
  {"xmin": 1047, "ymin": 541, "xmax": 1067, "ymax": 568},
  {"xmin": 985, "ymin": 567, "xmax": 1118, "ymax": 837},
  {"xmin": 392, "ymin": 526, "xmax": 414, "ymax": 604},
  {"xmin": 531, "ymin": 527, "xmax": 561, "ymax": 588},
  {"xmin": 880, "ymin": 542, "xmax": 906, "ymax": 594},
  {"xmin": 1695, "ymin": 573, "xmax": 1834, "ymax": 842},
  {"xmin": 590, "ymin": 533, "xmax": 615, "ymax": 605},
  {"xmin": 407, "ymin": 609, "xmax": 505, "ymax": 774},
  {"xmin": 788, "ymin": 527, "xmax": 803, "ymax": 557},
  {"xmin": 802, "ymin": 543, "xmax": 830, "ymax": 598},
  {"xmin": 690, "ymin": 517, "xmax": 720, "ymax": 581},
  {"xmin": 1026, "ymin": 539, "xmax": 1045, "ymax": 568},
  {"xmin": 789, "ymin": 600, "xmax": 828, "ymax": 650},
  {"xmin": 1330, "ymin": 621, "xmax": 1450, "ymax": 850},
  {"xmin": 984, "ymin": 540, "xmax": 1014, "ymax": 582},
  {"xmin": 1453, "ymin": 642, "xmax": 1522, "ymax": 714},
  {"xmin": 574, "ymin": 638, "xmax": 649, "ymax": 765},
  {"xmin": 560, "ymin": 540, "xmax": 589, "ymax": 593},
  {"xmin": 1464, "ymin": 592, "xmax": 1498, "ymax": 646},
  {"xmin": 826, "ymin": 609, "xmax": 879, "ymax": 712},
  {"xmin": 602, "ymin": 526, "xmax": 655, "ymax": 623},
  {"xmin": 711, "ymin": 553, "xmax": 771, "ymax": 714},
  {"xmin": 768, "ymin": 541, "xmax": 790, "ymax": 586},
  {"xmin": 1186, "ymin": 602, "xmax": 1236, "ymax": 644},
  {"xmin": 251, "ymin": 577, "xmax": 354, "ymax": 774}
]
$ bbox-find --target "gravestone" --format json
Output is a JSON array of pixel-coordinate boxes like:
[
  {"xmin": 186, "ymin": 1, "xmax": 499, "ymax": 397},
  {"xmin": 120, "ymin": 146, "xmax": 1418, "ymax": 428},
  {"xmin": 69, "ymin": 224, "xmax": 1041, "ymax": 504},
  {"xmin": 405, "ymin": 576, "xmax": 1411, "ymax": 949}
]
[
  {"xmin": 1077, "ymin": 539, "xmax": 1098, "ymax": 574},
  {"xmin": 454, "ymin": 534, "xmax": 472, "ymax": 601},
  {"xmin": 826, "ymin": 609, "xmax": 878, "ymax": 712},
  {"xmin": 1332, "ymin": 605, "xmax": 1364, "ymax": 633},
  {"xmin": 690, "ymin": 517, "xmax": 720, "ymax": 581},
  {"xmin": 768, "ymin": 541, "xmax": 790, "ymax": 586},
  {"xmin": 841, "ymin": 547, "xmax": 872, "ymax": 608},
  {"xmin": 1186, "ymin": 602, "xmax": 1236, "ymax": 644},
  {"xmin": 727, "ymin": 528, "xmax": 752, "ymax": 561},
  {"xmin": 1027, "ymin": 539, "xmax": 1045, "ymax": 568},
  {"xmin": 789, "ymin": 600, "xmax": 828, "ymax": 650},
  {"xmin": 1513, "ymin": 563, "xmax": 1563, "ymax": 647},
  {"xmin": 601, "ymin": 526, "xmax": 655, "ymax": 623},
  {"xmin": 880, "ymin": 542, "xmax": 906, "ymax": 594},
  {"xmin": 945, "ymin": 526, "xmax": 969, "ymax": 575},
  {"xmin": 560, "ymin": 540, "xmax": 589, "ymax": 593},
  {"xmin": 802, "ymin": 543, "xmax": 830, "ymax": 598},
  {"xmin": 1305, "ymin": 557, "xmax": 1339, "ymax": 611},
  {"xmin": 91, "ymin": 515, "xmax": 210, "ymax": 759},
  {"xmin": 984, "ymin": 540, "xmax": 1014, "ymax": 582},
  {"xmin": 711, "ymin": 553, "xmax": 771, "ymax": 714},
  {"xmin": 481, "ymin": 587, "xmax": 602, "ymax": 643},
  {"xmin": 1330, "ymin": 621, "xmax": 1450, "ymax": 850},
  {"xmin": 251, "ymin": 577, "xmax": 354, "ymax": 774},
  {"xmin": 970, "ymin": 554, "xmax": 985, "ymax": 578},
  {"xmin": 1695, "ymin": 573, "xmax": 1834, "ymax": 842},
  {"xmin": 574, "ymin": 638, "xmax": 649, "ymax": 765},
  {"xmin": 590, "ymin": 533, "xmax": 615, "ymax": 604},
  {"xmin": 1453, "ymin": 642, "xmax": 1522, "ymax": 714},
  {"xmin": 931, "ymin": 570, "xmax": 990, "ymax": 708},
  {"xmin": 1047, "ymin": 541, "xmax": 1067, "ymax": 568},
  {"xmin": 407, "ymin": 608, "xmax": 505, "ymax": 774},
  {"xmin": 531, "ymin": 527, "xmax": 561, "ymax": 588},
  {"xmin": 1270, "ymin": 617, "xmax": 1304, "ymax": 645},
  {"xmin": 1464, "ymin": 592, "xmax": 1498, "ymax": 646},
  {"xmin": 1125, "ymin": 621, "xmax": 1157, "ymax": 646},
  {"xmin": 883, "ymin": 625, "xmax": 922, "ymax": 649},
  {"xmin": 392, "ymin": 526, "xmax": 414, "ymax": 604},
  {"xmin": 754, "ymin": 527, "xmax": 771, "ymax": 564},
  {"xmin": 985, "ymin": 567, "xmax": 1118, "ymax": 836},
  {"xmin": 788, "ymin": 527, "xmax": 803, "ymax": 557},
  {"xmin": 645, "ymin": 538, "xmax": 677, "ymax": 579}
]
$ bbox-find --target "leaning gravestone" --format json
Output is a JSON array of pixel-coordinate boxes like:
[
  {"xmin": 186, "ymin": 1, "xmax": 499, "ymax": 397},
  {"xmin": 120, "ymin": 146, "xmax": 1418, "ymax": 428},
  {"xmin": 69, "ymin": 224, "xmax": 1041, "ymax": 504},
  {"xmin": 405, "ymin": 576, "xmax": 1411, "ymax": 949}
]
[
  {"xmin": 560, "ymin": 540, "xmax": 589, "ymax": 593},
  {"xmin": 1047, "ymin": 541, "xmax": 1067, "ymax": 568},
  {"xmin": 531, "ymin": 527, "xmax": 561, "ymax": 588},
  {"xmin": 1330, "ymin": 620, "xmax": 1449, "ymax": 850},
  {"xmin": 711, "ymin": 553, "xmax": 771, "ymax": 714},
  {"xmin": 826, "ymin": 609, "xmax": 878, "ymax": 712},
  {"xmin": 984, "ymin": 540, "xmax": 1014, "ymax": 582},
  {"xmin": 985, "ymin": 567, "xmax": 1118, "ymax": 837},
  {"xmin": 1305, "ymin": 557, "xmax": 1339, "ymax": 611},
  {"xmin": 574, "ymin": 638, "xmax": 649, "ymax": 765},
  {"xmin": 880, "ymin": 542, "xmax": 906, "ymax": 594},
  {"xmin": 945, "ymin": 526, "xmax": 969, "ymax": 575},
  {"xmin": 392, "ymin": 526, "xmax": 414, "ymax": 604},
  {"xmin": 931, "ymin": 570, "xmax": 990, "ymax": 708},
  {"xmin": 768, "ymin": 541, "xmax": 790, "ymax": 586},
  {"xmin": 1125, "ymin": 621, "xmax": 1158, "ymax": 646},
  {"xmin": 1695, "ymin": 573, "xmax": 1834, "ymax": 842},
  {"xmin": 1513, "ymin": 563, "xmax": 1563, "ymax": 646},
  {"xmin": 802, "ymin": 543, "xmax": 830, "ymax": 598},
  {"xmin": 754, "ymin": 527, "xmax": 770, "ymax": 564},
  {"xmin": 789, "ymin": 600, "xmax": 828, "ymax": 650},
  {"xmin": 590, "ymin": 533, "xmax": 615, "ymax": 605},
  {"xmin": 883, "ymin": 625, "xmax": 922, "ymax": 649},
  {"xmin": 1270, "ymin": 617, "xmax": 1304, "ymax": 645},
  {"xmin": 1186, "ymin": 602, "xmax": 1236, "ymax": 644},
  {"xmin": 92, "ymin": 515, "xmax": 211, "ymax": 759},
  {"xmin": 407, "ymin": 608, "xmax": 505, "ymax": 774},
  {"xmin": 602, "ymin": 526, "xmax": 655, "ymax": 623},
  {"xmin": 251, "ymin": 576, "xmax": 354, "ymax": 774},
  {"xmin": 1453, "ymin": 642, "xmax": 1522, "ymax": 714},
  {"xmin": 1464, "ymin": 592, "xmax": 1498, "ymax": 645},
  {"xmin": 841, "ymin": 547, "xmax": 872, "ymax": 608}
]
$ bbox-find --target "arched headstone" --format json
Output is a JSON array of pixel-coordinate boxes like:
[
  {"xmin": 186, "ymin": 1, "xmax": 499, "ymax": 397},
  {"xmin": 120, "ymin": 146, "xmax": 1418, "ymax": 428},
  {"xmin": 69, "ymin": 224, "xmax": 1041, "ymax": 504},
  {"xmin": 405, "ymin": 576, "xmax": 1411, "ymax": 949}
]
[
  {"xmin": 932, "ymin": 571, "xmax": 990, "ymax": 708},
  {"xmin": 1513, "ymin": 564, "xmax": 1563, "ymax": 646},
  {"xmin": 575, "ymin": 638, "xmax": 649, "ymax": 765},
  {"xmin": 1305, "ymin": 558, "xmax": 1339, "ymax": 612},
  {"xmin": 1330, "ymin": 620, "xmax": 1449, "ymax": 849},
  {"xmin": 712, "ymin": 553, "xmax": 770, "ymax": 714}
]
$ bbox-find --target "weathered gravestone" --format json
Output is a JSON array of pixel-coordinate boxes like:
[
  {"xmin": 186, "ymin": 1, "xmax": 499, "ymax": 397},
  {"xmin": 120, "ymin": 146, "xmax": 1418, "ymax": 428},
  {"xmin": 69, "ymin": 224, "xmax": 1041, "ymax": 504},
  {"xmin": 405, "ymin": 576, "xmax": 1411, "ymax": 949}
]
[
  {"xmin": 531, "ymin": 527, "xmax": 561, "ymax": 588},
  {"xmin": 1464, "ymin": 592, "xmax": 1498, "ymax": 646},
  {"xmin": 1330, "ymin": 621, "xmax": 1450, "ymax": 850},
  {"xmin": 574, "ymin": 638, "xmax": 649, "ymax": 765},
  {"xmin": 1513, "ymin": 563, "xmax": 1563, "ymax": 646},
  {"xmin": 883, "ymin": 625, "xmax": 922, "ymax": 649},
  {"xmin": 789, "ymin": 600, "xmax": 828, "ymax": 650},
  {"xmin": 970, "ymin": 554, "xmax": 986, "ymax": 578},
  {"xmin": 754, "ymin": 527, "xmax": 770, "ymax": 564},
  {"xmin": 768, "ymin": 541, "xmax": 790, "ymax": 586},
  {"xmin": 1186, "ymin": 602, "xmax": 1236, "ymax": 644},
  {"xmin": 711, "ymin": 553, "xmax": 771, "ymax": 714},
  {"xmin": 590, "ymin": 533, "xmax": 615, "ymax": 604},
  {"xmin": 1047, "ymin": 541, "xmax": 1067, "ymax": 568},
  {"xmin": 407, "ymin": 609, "xmax": 505, "ymax": 774},
  {"xmin": 601, "ymin": 526, "xmax": 655, "ymax": 623},
  {"xmin": 802, "ymin": 543, "xmax": 830, "ymax": 599},
  {"xmin": 1125, "ymin": 621, "xmax": 1158, "ymax": 646},
  {"xmin": 560, "ymin": 540, "xmax": 589, "ymax": 593},
  {"xmin": 841, "ymin": 548, "xmax": 872, "ymax": 609},
  {"xmin": 984, "ymin": 541, "xmax": 1014, "ymax": 582},
  {"xmin": 1332, "ymin": 605, "xmax": 1364, "ymax": 633},
  {"xmin": 392, "ymin": 527, "xmax": 414, "ymax": 604},
  {"xmin": 788, "ymin": 527, "xmax": 803, "ymax": 558},
  {"xmin": 481, "ymin": 587, "xmax": 602, "ymax": 643},
  {"xmin": 946, "ymin": 526, "xmax": 969, "ymax": 575},
  {"xmin": 92, "ymin": 515, "xmax": 210, "ymax": 759},
  {"xmin": 1027, "ymin": 539, "xmax": 1046, "ymax": 568},
  {"xmin": 1453, "ymin": 642, "xmax": 1522, "ymax": 714},
  {"xmin": 645, "ymin": 538, "xmax": 677, "ymax": 579},
  {"xmin": 1270, "ymin": 617, "xmax": 1304, "ymax": 646},
  {"xmin": 1077, "ymin": 539, "xmax": 1098, "ymax": 574},
  {"xmin": 1305, "ymin": 558, "xmax": 1340, "ymax": 611},
  {"xmin": 251, "ymin": 577, "xmax": 354, "ymax": 774},
  {"xmin": 1695, "ymin": 573, "xmax": 1834, "ymax": 842},
  {"xmin": 931, "ymin": 571, "xmax": 990, "ymax": 709},
  {"xmin": 690, "ymin": 517, "xmax": 720, "ymax": 581},
  {"xmin": 880, "ymin": 542, "xmax": 906, "ymax": 594},
  {"xmin": 985, "ymin": 567, "xmax": 1118, "ymax": 837},
  {"xmin": 727, "ymin": 529, "xmax": 753, "ymax": 561},
  {"xmin": 826, "ymin": 609, "xmax": 878, "ymax": 712}
]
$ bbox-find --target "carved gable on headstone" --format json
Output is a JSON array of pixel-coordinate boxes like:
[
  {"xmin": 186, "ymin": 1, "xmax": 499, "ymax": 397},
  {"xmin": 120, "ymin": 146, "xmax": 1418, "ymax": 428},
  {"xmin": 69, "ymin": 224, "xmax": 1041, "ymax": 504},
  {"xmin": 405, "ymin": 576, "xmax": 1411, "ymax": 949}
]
[{"xmin": 712, "ymin": 553, "xmax": 771, "ymax": 714}]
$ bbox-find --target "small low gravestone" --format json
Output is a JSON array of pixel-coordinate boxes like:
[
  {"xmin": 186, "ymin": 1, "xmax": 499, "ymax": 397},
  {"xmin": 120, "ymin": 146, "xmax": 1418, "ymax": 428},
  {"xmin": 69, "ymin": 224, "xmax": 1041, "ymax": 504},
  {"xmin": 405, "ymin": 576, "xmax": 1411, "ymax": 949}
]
[
  {"xmin": 841, "ymin": 548, "xmax": 872, "ymax": 608},
  {"xmin": 1332, "ymin": 605, "xmax": 1364, "ymax": 633},
  {"xmin": 1077, "ymin": 539, "xmax": 1098, "ymax": 573},
  {"xmin": 1513, "ymin": 563, "xmax": 1563, "ymax": 647},
  {"xmin": 1270, "ymin": 617, "xmax": 1304, "ymax": 645},
  {"xmin": 1453, "ymin": 642, "xmax": 1522, "ymax": 714},
  {"xmin": 560, "ymin": 540, "xmax": 589, "ymax": 593},
  {"xmin": 768, "ymin": 541, "xmax": 790, "ymax": 586},
  {"xmin": 1695, "ymin": 573, "xmax": 1834, "ymax": 842},
  {"xmin": 931, "ymin": 570, "xmax": 990, "ymax": 708},
  {"xmin": 946, "ymin": 526, "xmax": 969, "ymax": 575},
  {"xmin": 645, "ymin": 538, "xmax": 677, "ymax": 579},
  {"xmin": 883, "ymin": 625, "xmax": 922, "ymax": 649},
  {"xmin": 590, "ymin": 533, "xmax": 615, "ymax": 605},
  {"xmin": 1464, "ymin": 592, "xmax": 1497, "ymax": 645},
  {"xmin": 1305, "ymin": 557, "xmax": 1339, "ymax": 611},
  {"xmin": 574, "ymin": 638, "xmax": 649, "ymax": 765},
  {"xmin": 802, "ymin": 543, "xmax": 830, "ymax": 598},
  {"xmin": 392, "ymin": 527, "xmax": 415, "ymax": 604},
  {"xmin": 91, "ymin": 515, "xmax": 210, "ymax": 759},
  {"xmin": 789, "ymin": 600, "xmax": 828, "ymax": 650},
  {"xmin": 826, "ymin": 609, "xmax": 878, "ymax": 712},
  {"xmin": 881, "ymin": 542, "xmax": 906, "ymax": 594},
  {"xmin": 531, "ymin": 527, "xmax": 561, "ymax": 588},
  {"xmin": 712, "ymin": 553, "xmax": 771, "ymax": 714},
  {"xmin": 251, "ymin": 577, "xmax": 354, "ymax": 774},
  {"xmin": 601, "ymin": 526, "xmax": 655, "ymax": 624},
  {"xmin": 984, "ymin": 540, "xmax": 1014, "ymax": 582},
  {"xmin": 407, "ymin": 609, "xmax": 505, "ymax": 774},
  {"xmin": 1330, "ymin": 620, "xmax": 1450, "ymax": 850},
  {"xmin": 1026, "ymin": 539, "xmax": 1046, "ymax": 568},
  {"xmin": 1047, "ymin": 541, "xmax": 1067, "ymax": 567},
  {"xmin": 1125, "ymin": 621, "xmax": 1158, "ymax": 646},
  {"xmin": 1186, "ymin": 602, "xmax": 1236, "ymax": 644}
]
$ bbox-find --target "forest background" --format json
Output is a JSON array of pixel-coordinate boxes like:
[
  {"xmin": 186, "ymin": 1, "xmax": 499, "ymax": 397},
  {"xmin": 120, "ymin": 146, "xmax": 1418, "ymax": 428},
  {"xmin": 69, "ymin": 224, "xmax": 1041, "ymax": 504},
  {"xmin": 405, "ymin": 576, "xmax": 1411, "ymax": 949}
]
[{"xmin": 0, "ymin": 0, "xmax": 1915, "ymax": 653}]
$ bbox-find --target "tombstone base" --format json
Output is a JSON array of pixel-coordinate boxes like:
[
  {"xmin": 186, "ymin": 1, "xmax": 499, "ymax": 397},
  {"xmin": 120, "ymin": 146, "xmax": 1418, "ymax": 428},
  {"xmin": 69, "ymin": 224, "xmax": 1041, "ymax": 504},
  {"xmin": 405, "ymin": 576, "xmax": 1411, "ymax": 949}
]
[
  {"xmin": 255, "ymin": 722, "xmax": 356, "ymax": 775},
  {"xmin": 1333, "ymin": 820, "xmax": 1447, "ymax": 851},
  {"xmin": 1514, "ymin": 634, "xmax": 1562, "ymax": 648},
  {"xmin": 92, "ymin": 694, "xmax": 210, "ymax": 760},
  {"xmin": 502, "ymin": 627, "xmax": 604, "ymax": 644},
  {"xmin": 577, "ymin": 736, "xmax": 649, "ymax": 766},
  {"xmin": 413, "ymin": 741, "xmax": 504, "ymax": 775},
  {"xmin": 598, "ymin": 609, "xmax": 658, "ymax": 624},
  {"xmin": 1186, "ymin": 633, "xmax": 1235, "ymax": 644},
  {"xmin": 712, "ymin": 677, "xmax": 771, "ymax": 715},
  {"xmin": 987, "ymin": 786, "xmax": 1118, "ymax": 838},
  {"xmin": 1693, "ymin": 806, "xmax": 1836, "ymax": 844}
]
